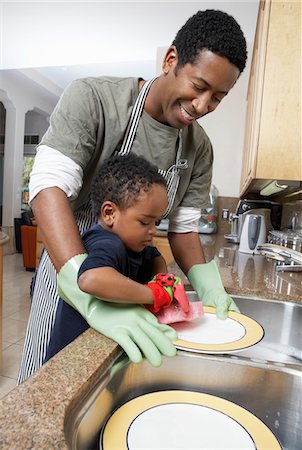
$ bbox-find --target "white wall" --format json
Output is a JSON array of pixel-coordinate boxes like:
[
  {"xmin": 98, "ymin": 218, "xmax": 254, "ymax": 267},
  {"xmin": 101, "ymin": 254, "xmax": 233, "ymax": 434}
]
[
  {"xmin": 0, "ymin": 71, "xmax": 58, "ymax": 225},
  {"xmin": 1, "ymin": 1, "xmax": 259, "ymax": 70},
  {"xmin": 0, "ymin": 1, "xmax": 259, "ymax": 205}
]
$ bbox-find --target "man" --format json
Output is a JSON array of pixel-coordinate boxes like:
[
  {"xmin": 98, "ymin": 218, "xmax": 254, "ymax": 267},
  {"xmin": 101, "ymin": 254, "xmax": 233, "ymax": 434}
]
[{"xmin": 18, "ymin": 9, "xmax": 247, "ymax": 383}]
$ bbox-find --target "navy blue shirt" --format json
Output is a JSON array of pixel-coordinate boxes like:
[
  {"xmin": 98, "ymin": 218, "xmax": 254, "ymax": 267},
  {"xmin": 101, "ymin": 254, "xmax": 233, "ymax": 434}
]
[
  {"xmin": 78, "ymin": 224, "xmax": 160, "ymax": 284},
  {"xmin": 44, "ymin": 224, "xmax": 161, "ymax": 362}
]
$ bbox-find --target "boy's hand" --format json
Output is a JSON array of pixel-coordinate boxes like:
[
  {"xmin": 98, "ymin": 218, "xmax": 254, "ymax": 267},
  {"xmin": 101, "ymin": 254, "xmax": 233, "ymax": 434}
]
[
  {"xmin": 145, "ymin": 273, "xmax": 189, "ymax": 313},
  {"xmin": 58, "ymin": 255, "xmax": 177, "ymax": 367}
]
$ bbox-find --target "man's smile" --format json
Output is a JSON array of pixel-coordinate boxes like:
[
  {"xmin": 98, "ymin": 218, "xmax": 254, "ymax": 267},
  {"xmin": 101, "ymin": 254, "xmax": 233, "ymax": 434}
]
[{"xmin": 179, "ymin": 103, "xmax": 198, "ymax": 124}]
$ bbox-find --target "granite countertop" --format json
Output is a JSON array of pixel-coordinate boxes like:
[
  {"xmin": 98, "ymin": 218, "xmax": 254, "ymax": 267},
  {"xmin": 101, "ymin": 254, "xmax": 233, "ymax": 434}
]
[
  {"xmin": 0, "ymin": 233, "xmax": 301, "ymax": 449},
  {"xmin": 181, "ymin": 234, "xmax": 302, "ymax": 304}
]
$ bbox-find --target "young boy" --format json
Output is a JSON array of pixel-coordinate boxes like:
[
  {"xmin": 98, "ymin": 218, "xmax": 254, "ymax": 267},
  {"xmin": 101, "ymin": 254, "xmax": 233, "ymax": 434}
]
[
  {"xmin": 78, "ymin": 153, "xmax": 188, "ymax": 309},
  {"xmin": 44, "ymin": 154, "xmax": 188, "ymax": 361}
]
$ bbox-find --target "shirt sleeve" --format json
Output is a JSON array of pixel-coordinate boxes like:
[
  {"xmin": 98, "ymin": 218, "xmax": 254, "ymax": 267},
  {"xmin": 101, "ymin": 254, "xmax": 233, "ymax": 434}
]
[
  {"xmin": 40, "ymin": 79, "xmax": 103, "ymax": 170},
  {"xmin": 29, "ymin": 145, "xmax": 83, "ymax": 203},
  {"xmin": 78, "ymin": 232, "xmax": 127, "ymax": 277},
  {"xmin": 168, "ymin": 207, "xmax": 201, "ymax": 233}
]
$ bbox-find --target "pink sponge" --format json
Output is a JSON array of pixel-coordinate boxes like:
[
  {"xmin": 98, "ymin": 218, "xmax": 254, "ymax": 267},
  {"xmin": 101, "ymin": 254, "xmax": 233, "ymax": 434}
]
[{"xmin": 155, "ymin": 300, "xmax": 204, "ymax": 325}]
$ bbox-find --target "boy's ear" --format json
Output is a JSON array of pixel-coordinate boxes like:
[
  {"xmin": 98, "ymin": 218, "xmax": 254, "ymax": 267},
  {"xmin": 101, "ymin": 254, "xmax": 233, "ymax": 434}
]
[
  {"xmin": 101, "ymin": 201, "xmax": 117, "ymax": 227},
  {"xmin": 162, "ymin": 45, "xmax": 178, "ymax": 74}
]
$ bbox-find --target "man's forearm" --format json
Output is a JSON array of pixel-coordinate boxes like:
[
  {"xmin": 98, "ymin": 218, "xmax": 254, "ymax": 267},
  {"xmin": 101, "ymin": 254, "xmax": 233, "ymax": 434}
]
[
  {"xmin": 168, "ymin": 232, "xmax": 206, "ymax": 275},
  {"xmin": 31, "ymin": 187, "xmax": 85, "ymax": 272}
]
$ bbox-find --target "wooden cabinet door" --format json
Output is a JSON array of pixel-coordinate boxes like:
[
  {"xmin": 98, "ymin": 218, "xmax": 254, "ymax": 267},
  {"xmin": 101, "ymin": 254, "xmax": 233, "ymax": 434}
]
[
  {"xmin": 152, "ymin": 236, "xmax": 174, "ymax": 265},
  {"xmin": 256, "ymin": 0, "xmax": 301, "ymax": 181},
  {"xmin": 240, "ymin": 0, "xmax": 301, "ymax": 195},
  {"xmin": 240, "ymin": 0, "xmax": 271, "ymax": 193}
]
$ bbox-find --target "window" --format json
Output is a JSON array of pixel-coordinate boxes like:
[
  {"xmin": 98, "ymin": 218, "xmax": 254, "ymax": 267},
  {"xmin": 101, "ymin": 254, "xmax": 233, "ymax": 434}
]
[
  {"xmin": 21, "ymin": 156, "xmax": 35, "ymax": 206},
  {"xmin": 24, "ymin": 134, "xmax": 39, "ymax": 145}
]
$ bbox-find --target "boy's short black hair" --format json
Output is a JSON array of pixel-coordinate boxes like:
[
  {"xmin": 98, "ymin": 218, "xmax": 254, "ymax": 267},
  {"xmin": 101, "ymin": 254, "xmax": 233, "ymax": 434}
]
[
  {"xmin": 90, "ymin": 153, "xmax": 166, "ymax": 218},
  {"xmin": 172, "ymin": 9, "xmax": 247, "ymax": 74}
]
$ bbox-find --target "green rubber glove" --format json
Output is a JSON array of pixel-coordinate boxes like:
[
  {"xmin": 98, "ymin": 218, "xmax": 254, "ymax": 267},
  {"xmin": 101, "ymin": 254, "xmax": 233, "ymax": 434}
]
[
  {"xmin": 187, "ymin": 260, "xmax": 240, "ymax": 320},
  {"xmin": 57, "ymin": 254, "xmax": 177, "ymax": 367}
]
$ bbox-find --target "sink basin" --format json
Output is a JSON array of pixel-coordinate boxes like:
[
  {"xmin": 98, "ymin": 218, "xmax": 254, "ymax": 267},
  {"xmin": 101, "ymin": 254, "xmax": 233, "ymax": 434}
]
[
  {"xmin": 65, "ymin": 352, "xmax": 302, "ymax": 450},
  {"xmin": 223, "ymin": 295, "xmax": 302, "ymax": 365},
  {"xmin": 65, "ymin": 296, "xmax": 302, "ymax": 450}
]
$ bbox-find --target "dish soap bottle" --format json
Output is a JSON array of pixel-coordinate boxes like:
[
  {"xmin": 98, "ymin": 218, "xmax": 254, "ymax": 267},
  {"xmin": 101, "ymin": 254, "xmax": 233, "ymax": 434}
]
[{"xmin": 198, "ymin": 184, "xmax": 218, "ymax": 234}]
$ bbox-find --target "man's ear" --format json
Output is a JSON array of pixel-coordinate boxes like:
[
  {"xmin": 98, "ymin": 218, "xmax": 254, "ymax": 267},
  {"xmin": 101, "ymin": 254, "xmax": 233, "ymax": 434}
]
[
  {"xmin": 101, "ymin": 201, "xmax": 117, "ymax": 227},
  {"xmin": 162, "ymin": 45, "xmax": 178, "ymax": 74}
]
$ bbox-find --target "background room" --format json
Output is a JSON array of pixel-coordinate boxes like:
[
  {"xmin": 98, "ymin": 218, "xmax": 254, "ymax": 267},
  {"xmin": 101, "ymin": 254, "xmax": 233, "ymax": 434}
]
[
  {"xmin": 0, "ymin": 1, "xmax": 261, "ymax": 242},
  {"xmin": 0, "ymin": 0, "xmax": 301, "ymax": 400}
]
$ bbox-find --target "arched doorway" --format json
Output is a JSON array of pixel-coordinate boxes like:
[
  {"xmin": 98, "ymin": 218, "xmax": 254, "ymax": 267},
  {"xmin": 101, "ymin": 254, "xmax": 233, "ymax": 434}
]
[{"xmin": 21, "ymin": 109, "xmax": 49, "ymax": 210}]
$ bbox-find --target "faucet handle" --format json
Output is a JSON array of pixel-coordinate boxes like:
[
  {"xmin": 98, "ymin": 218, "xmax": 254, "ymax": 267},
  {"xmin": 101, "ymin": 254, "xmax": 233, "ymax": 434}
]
[{"xmin": 257, "ymin": 243, "xmax": 302, "ymax": 265}]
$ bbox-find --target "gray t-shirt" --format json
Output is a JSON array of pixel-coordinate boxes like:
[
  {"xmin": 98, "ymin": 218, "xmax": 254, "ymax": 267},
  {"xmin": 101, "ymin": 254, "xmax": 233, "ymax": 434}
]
[{"xmin": 40, "ymin": 76, "xmax": 213, "ymax": 215}]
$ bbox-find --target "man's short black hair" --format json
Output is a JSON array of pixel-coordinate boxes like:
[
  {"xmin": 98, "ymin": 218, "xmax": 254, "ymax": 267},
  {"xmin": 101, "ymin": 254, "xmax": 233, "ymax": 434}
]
[
  {"xmin": 90, "ymin": 153, "xmax": 166, "ymax": 218},
  {"xmin": 172, "ymin": 9, "xmax": 247, "ymax": 73}
]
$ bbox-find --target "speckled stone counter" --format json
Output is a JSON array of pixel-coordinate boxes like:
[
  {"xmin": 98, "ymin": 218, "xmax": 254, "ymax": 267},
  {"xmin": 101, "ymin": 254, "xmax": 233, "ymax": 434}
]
[
  {"xmin": 0, "ymin": 233, "xmax": 301, "ymax": 449},
  {"xmin": 180, "ymin": 234, "xmax": 302, "ymax": 304},
  {"xmin": 0, "ymin": 331, "xmax": 120, "ymax": 449}
]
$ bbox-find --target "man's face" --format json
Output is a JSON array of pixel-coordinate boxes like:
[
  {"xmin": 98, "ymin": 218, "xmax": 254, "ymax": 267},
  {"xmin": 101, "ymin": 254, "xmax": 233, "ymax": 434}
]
[{"xmin": 158, "ymin": 48, "xmax": 240, "ymax": 128}]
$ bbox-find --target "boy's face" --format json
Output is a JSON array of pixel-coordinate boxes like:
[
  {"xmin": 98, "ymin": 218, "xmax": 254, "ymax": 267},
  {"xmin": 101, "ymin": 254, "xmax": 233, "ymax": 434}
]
[
  {"xmin": 105, "ymin": 183, "xmax": 168, "ymax": 253},
  {"xmin": 156, "ymin": 47, "xmax": 240, "ymax": 128}
]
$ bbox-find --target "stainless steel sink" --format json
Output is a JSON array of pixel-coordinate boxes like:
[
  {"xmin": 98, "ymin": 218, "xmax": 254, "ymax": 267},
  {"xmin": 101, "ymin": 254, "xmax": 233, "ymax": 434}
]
[
  {"xmin": 203, "ymin": 294, "xmax": 302, "ymax": 366},
  {"xmin": 65, "ymin": 353, "xmax": 301, "ymax": 450},
  {"xmin": 65, "ymin": 296, "xmax": 302, "ymax": 450}
]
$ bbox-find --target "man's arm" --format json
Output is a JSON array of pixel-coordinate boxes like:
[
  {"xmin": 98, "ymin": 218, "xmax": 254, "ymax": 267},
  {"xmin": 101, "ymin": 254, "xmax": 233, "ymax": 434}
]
[
  {"xmin": 31, "ymin": 187, "xmax": 85, "ymax": 272},
  {"xmin": 168, "ymin": 231, "xmax": 206, "ymax": 274},
  {"xmin": 33, "ymin": 188, "xmax": 178, "ymax": 367},
  {"xmin": 168, "ymin": 231, "xmax": 240, "ymax": 319}
]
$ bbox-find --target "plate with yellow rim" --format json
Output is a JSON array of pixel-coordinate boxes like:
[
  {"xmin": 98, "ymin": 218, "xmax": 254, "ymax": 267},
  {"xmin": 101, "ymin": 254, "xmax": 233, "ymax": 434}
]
[
  {"xmin": 173, "ymin": 306, "xmax": 264, "ymax": 353},
  {"xmin": 100, "ymin": 390, "xmax": 282, "ymax": 450}
]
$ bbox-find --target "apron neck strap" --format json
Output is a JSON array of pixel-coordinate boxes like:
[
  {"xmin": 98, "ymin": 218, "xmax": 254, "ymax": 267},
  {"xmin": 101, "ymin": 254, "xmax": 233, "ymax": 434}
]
[{"xmin": 118, "ymin": 78, "xmax": 157, "ymax": 156}]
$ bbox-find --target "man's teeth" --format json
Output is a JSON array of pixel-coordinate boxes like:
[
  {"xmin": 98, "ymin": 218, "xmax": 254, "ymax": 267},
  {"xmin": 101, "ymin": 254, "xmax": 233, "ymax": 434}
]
[{"xmin": 180, "ymin": 105, "xmax": 194, "ymax": 120}]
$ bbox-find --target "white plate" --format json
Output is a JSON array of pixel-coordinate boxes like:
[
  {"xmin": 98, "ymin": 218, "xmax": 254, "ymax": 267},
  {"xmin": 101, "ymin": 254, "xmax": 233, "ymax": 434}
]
[
  {"xmin": 173, "ymin": 307, "xmax": 264, "ymax": 353},
  {"xmin": 100, "ymin": 390, "xmax": 281, "ymax": 450}
]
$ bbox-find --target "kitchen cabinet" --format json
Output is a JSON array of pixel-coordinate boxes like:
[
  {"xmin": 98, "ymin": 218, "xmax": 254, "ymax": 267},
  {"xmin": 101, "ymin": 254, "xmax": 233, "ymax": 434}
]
[
  {"xmin": 21, "ymin": 225, "xmax": 37, "ymax": 270},
  {"xmin": 153, "ymin": 236, "xmax": 174, "ymax": 265},
  {"xmin": 240, "ymin": 0, "xmax": 301, "ymax": 195}
]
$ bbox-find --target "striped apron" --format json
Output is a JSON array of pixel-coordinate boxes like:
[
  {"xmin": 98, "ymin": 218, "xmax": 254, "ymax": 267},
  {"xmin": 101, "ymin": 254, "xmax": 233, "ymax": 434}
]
[{"xmin": 17, "ymin": 78, "xmax": 187, "ymax": 384}]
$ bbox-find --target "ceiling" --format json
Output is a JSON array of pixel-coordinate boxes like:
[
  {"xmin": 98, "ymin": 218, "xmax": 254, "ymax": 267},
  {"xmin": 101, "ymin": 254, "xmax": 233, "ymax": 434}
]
[
  {"xmin": 35, "ymin": 60, "xmax": 156, "ymax": 90},
  {"xmin": 2, "ymin": 1, "xmax": 259, "ymax": 91}
]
